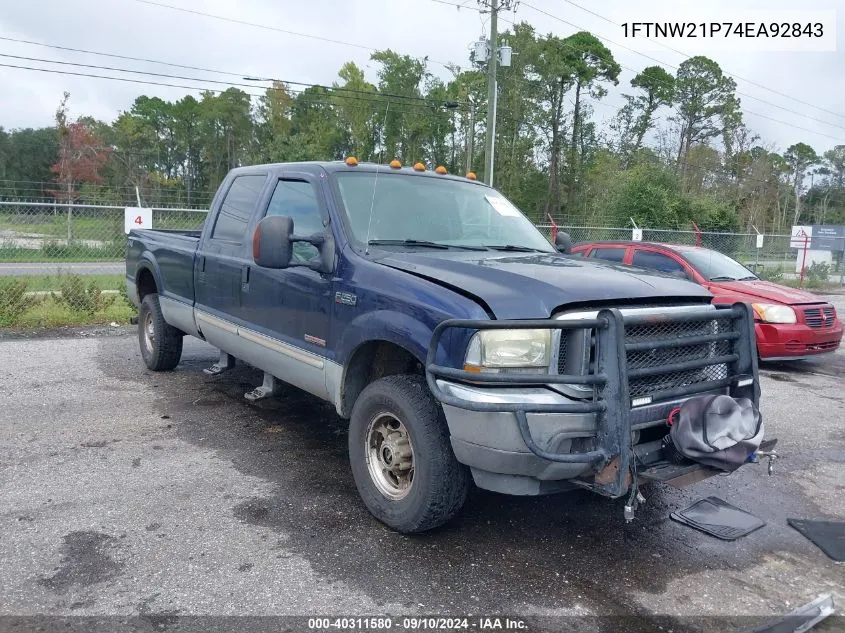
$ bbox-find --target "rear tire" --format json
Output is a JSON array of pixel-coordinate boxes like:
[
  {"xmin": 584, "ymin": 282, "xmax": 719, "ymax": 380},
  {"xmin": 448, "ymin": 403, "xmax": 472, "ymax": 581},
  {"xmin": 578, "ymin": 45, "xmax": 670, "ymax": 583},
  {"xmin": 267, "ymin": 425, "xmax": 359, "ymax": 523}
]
[
  {"xmin": 348, "ymin": 375, "xmax": 470, "ymax": 533},
  {"xmin": 139, "ymin": 293, "xmax": 183, "ymax": 371}
]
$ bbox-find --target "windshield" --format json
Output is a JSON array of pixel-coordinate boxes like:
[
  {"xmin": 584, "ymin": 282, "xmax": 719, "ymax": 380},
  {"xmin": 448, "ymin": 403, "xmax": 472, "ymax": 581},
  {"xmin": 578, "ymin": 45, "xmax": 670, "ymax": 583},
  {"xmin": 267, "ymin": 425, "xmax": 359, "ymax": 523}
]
[
  {"xmin": 680, "ymin": 248, "xmax": 757, "ymax": 281},
  {"xmin": 333, "ymin": 172, "xmax": 555, "ymax": 252}
]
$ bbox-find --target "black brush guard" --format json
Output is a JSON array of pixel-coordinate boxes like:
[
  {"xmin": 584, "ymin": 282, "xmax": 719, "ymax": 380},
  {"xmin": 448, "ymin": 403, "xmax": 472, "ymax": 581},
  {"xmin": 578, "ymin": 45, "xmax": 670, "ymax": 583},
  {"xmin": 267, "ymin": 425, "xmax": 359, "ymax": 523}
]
[{"xmin": 425, "ymin": 303, "xmax": 759, "ymax": 498}]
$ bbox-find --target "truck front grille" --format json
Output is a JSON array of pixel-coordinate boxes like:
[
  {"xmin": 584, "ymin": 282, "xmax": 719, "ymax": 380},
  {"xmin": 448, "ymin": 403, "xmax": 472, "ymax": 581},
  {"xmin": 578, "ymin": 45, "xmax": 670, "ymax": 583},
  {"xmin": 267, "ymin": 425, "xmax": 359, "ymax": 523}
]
[
  {"xmin": 625, "ymin": 318, "xmax": 733, "ymax": 398},
  {"xmin": 553, "ymin": 308, "xmax": 742, "ymax": 403}
]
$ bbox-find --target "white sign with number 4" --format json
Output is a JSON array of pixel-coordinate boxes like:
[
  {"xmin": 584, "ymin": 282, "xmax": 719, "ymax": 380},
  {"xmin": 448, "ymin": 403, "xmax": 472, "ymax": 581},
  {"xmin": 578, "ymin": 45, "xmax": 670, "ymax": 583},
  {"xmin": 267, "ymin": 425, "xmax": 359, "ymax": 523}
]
[{"xmin": 125, "ymin": 207, "xmax": 152, "ymax": 234}]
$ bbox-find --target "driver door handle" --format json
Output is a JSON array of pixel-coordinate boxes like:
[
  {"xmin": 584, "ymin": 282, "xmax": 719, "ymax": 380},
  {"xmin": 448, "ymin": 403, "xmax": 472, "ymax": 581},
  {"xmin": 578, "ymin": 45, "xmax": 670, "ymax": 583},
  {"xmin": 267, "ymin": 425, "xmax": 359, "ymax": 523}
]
[{"xmin": 241, "ymin": 265, "xmax": 250, "ymax": 292}]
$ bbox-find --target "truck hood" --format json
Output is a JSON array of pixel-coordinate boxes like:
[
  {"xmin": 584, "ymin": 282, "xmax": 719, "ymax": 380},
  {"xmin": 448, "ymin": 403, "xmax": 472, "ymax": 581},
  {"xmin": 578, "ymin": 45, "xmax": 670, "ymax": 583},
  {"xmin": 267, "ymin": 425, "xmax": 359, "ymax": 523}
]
[
  {"xmin": 708, "ymin": 279, "xmax": 824, "ymax": 306},
  {"xmin": 377, "ymin": 251, "xmax": 711, "ymax": 319}
]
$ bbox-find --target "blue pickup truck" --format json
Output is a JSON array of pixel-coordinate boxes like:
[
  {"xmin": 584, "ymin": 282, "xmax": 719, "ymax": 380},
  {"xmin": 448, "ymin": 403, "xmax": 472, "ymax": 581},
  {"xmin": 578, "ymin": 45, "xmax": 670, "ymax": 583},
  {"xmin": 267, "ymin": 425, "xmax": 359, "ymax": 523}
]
[{"xmin": 126, "ymin": 160, "xmax": 761, "ymax": 533}]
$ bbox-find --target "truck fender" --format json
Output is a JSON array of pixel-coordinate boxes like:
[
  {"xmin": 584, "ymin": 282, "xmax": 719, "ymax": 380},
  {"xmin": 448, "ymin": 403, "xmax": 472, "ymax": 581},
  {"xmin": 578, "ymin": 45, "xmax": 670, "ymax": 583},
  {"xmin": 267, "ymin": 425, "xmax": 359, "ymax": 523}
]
[
  {"xmin": 134, "ymin": 253, "xmax": 164, "ymax": 300},
  {"xmin": 334, "ymin": 310, "xmax": 465, "ymax": 417},
  {"xmin": 337, "ymin": 310, "xmax": 433, "ymax": 367}
]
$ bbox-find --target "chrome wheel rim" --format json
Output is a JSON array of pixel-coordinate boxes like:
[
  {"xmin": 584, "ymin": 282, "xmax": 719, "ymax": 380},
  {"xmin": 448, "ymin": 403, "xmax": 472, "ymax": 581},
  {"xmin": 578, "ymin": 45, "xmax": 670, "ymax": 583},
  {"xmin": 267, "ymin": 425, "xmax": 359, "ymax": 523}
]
[
  {"xmin": 365, "ymin": 412, "xmax": 415, "ymax": 500},
  {"xmin": 143, "ymin": 312, "xmax": 155, "ymax": 354}
]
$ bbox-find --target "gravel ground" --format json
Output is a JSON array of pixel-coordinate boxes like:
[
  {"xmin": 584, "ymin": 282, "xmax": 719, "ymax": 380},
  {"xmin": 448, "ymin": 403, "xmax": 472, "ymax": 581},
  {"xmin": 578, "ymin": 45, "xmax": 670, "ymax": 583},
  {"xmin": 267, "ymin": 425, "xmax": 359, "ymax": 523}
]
[{"xmin": 1, "ymin": 296, "xmax": 843, "ymax": 633}]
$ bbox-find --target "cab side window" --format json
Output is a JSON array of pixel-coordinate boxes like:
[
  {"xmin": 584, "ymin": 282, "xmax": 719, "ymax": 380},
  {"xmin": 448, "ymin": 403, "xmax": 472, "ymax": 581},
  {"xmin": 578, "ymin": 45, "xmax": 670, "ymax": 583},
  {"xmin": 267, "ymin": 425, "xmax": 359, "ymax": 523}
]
[
  {"xmin": 211, "ymin": 175, "xmax": 267, "ymax": 243},
  {"xmin": 632, "ymin": 250, "xmax": 687, "ymax": 277},
  {"xmin": 265, "ymin": 179, "xmax": 323, "ymax": 262},
  {"xmin": 589, "ymin": 247, "xmax": 625, "ymax": 263}
]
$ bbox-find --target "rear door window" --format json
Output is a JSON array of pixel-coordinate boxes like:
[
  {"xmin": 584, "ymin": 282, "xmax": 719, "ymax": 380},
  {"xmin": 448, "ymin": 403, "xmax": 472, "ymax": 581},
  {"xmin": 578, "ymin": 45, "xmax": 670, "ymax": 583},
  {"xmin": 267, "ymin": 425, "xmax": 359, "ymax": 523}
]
[
  {"xmin": 589, "ymin": 247, "xmax": 626, "ymax": 263},
  {"xmin": 211, "ymin": 175, "xmax": 267, "ymax": 243}
]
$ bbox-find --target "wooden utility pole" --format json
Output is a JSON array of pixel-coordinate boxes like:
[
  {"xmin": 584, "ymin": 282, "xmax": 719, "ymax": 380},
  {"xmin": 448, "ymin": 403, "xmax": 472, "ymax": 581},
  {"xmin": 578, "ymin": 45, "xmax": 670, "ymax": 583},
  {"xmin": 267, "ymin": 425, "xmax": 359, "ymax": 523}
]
[{"xmin": 483, "ymin": 0, "xmax": 499, "ymax": 186}]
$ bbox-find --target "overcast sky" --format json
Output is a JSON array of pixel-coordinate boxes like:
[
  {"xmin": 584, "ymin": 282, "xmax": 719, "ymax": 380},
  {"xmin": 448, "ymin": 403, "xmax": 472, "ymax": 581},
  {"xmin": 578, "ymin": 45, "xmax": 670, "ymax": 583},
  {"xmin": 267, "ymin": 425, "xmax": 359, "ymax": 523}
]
[{"xmin": 1, "ymin": 0, "xmax": 842, "ymax": 156}]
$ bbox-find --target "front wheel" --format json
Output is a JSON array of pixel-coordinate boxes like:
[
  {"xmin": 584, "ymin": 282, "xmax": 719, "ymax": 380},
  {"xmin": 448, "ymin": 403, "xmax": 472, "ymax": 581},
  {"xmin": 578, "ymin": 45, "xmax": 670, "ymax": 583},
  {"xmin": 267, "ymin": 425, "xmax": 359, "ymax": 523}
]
[
  {"xmin": 348, "ymin": 375, "xmax": 470, "ymax": 533},
  {"xmin": 138, "ymin": 293, "xmax": 183, "ymax": 371}
]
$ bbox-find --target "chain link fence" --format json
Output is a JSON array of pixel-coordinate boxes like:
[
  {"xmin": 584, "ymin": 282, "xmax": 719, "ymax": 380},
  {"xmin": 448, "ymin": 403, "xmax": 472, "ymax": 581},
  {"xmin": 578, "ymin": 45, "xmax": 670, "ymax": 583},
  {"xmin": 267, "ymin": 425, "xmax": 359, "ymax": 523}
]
[
  {"xmin": 0, "ymin": 201, "xmax": 207, "ymax": 327},
  {"xmin": 1, "ymin": 200, "xmax": 843, "ymax": 326}
]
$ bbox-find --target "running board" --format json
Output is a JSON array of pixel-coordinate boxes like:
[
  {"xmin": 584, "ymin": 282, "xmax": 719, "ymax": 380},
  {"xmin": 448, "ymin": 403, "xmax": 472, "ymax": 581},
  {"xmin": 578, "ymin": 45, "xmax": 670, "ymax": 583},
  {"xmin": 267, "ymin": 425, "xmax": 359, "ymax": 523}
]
[
  {"xmin": 244, "ymin": 372, "xmax": 282, "ymax": 402},
  {"xmin": 203, "ymin": 351, "xmax": 236, "ymax": 375}
]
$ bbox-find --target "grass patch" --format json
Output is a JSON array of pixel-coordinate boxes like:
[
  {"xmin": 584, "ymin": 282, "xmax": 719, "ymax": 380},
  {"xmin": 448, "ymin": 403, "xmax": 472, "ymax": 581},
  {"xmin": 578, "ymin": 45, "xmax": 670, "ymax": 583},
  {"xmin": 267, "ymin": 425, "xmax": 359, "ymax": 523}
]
[
  {"xmin": 15, "ymin": 274, "xmax": 124, "ymax": 292},
  {"xmin": 778, "ymin": 278, "xmax": 843, "ymax": 292},
  {"xmin": 0, "ymin": 244, "xmax": 123, "ymax": 262},
  {"xmin": 1, "ymin": 273, "xmax": 136, "ymax": 329},
  {"xmin": 0, "ymin": 278, "xmax": 39, "ymax": 327},
  {"xmin": 5, "ymin": 295, "xmax": 135, "ymax": 329}
]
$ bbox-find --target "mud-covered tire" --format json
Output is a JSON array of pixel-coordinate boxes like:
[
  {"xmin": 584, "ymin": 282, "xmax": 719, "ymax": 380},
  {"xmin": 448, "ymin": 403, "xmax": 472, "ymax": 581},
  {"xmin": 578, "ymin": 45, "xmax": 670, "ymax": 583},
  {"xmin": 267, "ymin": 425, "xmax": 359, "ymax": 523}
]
[
  {"xmin": 138, "ymin": 293, "xmax": 183, "ymax": 371},
  {"xmin": 348, "ymin": 375, "xmax": 470, "ymax": 533}
]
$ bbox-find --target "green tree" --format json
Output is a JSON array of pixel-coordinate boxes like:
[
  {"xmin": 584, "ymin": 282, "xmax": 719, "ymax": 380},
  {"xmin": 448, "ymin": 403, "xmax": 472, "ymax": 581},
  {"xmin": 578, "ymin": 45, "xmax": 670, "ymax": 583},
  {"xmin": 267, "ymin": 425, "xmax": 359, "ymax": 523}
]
[
  {"xmin": 822, "ymin": 145, "xmax": 845, "ymax": 189},
  {"xmin": 369, "ymin": 50, "xmax": 428, "ymax": 163},
  {"xmin": 562, "ymin": 32, "xmax": 620, "ymax": 211},
  {"xmin": 783, "ymin": 142, "xmax": 819, "ymax": 224},
  {"xmin": 0, "ymin": 127, "xmax": 58, "ymax": 194},
  {"xmin": 672, "ymin": 56, "xmax": 738, "ymax": 189},
  {"xmin": 617, "ymin": 66, "xmax": 674, "ymax": 163},
  {"xmin": 334, "ymin": 63, "xmax": 378, "ymax": 161},
  {"xmin": 531, "ymin": 33, "xmax": 576, "ymax": 217}
]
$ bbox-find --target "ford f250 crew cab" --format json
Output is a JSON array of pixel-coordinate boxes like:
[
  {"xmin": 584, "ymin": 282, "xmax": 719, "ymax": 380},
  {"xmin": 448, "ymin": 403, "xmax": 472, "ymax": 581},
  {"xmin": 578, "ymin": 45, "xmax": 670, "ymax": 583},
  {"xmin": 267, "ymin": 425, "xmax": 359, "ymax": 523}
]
[{"xmin": 126, "ymin": 160, "xmax": 762, "ymax": 534}]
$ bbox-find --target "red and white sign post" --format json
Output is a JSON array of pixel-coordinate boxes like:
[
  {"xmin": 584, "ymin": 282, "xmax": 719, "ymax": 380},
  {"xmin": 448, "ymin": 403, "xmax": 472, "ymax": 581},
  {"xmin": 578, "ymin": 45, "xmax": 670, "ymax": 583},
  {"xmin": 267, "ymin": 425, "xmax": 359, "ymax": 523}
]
[{"xmin": 790, "ymin": 226, "xmax": 813, "ymax": 287}]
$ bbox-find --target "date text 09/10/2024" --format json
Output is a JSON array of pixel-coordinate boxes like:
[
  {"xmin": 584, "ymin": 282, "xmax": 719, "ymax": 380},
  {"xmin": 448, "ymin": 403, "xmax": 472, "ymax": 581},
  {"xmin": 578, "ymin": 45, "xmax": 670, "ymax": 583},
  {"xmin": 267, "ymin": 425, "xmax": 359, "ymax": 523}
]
[
  {"xmin": 307, "ymin": 617, "xmax": 527, "ymax": 630},
  {"xmin": 621, "ymin": 22, "xmax": 823, "ymax": 38}
]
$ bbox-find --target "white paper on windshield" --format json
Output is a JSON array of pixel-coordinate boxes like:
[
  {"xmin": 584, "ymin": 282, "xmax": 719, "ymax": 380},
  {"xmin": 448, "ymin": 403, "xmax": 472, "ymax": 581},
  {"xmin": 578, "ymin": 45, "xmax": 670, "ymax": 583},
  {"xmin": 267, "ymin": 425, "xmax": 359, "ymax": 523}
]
[{"xmin": 485, "ymin": 195, "xmax": 520, "ymax": 217}]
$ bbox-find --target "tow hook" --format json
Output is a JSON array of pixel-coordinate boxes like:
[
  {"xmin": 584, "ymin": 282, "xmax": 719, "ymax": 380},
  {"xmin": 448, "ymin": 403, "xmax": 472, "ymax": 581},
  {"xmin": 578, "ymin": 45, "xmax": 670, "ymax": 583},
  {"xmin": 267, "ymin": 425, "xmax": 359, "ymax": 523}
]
[{"xmin": 749, "ymin": 438, "xmax": 779, "ymax": 476}]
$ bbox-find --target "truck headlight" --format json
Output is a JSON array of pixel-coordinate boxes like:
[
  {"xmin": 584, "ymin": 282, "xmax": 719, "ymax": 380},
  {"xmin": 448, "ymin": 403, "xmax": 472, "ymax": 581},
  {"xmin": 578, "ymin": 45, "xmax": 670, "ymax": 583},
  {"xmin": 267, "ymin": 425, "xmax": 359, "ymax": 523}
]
[
  {"xmin": 752, "ymin": 303, "xmax": 796, "ymax": 324},
  {"xmin": 464, "ymin": 329, "xmax": 551, "ymax": 373}
]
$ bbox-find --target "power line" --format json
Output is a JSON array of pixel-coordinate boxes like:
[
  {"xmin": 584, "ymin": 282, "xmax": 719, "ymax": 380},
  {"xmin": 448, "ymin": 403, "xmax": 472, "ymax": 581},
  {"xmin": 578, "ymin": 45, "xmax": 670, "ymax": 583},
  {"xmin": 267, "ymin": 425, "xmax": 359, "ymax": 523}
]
[
  {"xmin": 558, "ymin": 0, "xmax": 845, "ymax": 122},
  {"xmin": 130, "ymin": 0, "xmax": 454, "ymax": 68},
  {"xmin": 0, "ymin": 35, "xmax": 235, "ymax": 78},
  {"xmin": 521, "ymin": 1, "xmax": 845, "ymax": 135},
  {"xmin": 0, "ymin": 50, "xmax": 463, "ymax": 106},
  {"xmin": 0, "ymin": 61, "xmax": 460, "ymax": 112}
]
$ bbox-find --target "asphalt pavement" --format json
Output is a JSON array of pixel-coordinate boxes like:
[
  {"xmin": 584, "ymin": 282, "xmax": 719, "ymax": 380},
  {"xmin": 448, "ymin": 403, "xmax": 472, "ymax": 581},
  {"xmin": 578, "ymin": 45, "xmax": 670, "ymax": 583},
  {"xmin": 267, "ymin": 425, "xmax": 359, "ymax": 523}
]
[{"xmin": 1, "ymin": 301, "xmax": 844, "ymax": 633}]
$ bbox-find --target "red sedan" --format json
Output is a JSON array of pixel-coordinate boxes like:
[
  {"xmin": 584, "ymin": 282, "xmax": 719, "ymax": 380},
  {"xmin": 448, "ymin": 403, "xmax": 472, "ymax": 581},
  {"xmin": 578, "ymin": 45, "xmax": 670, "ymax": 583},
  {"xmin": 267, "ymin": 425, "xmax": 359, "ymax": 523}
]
[{"xmin": 571, "ymin": 241, "xmax": 843, "ymax": 361}]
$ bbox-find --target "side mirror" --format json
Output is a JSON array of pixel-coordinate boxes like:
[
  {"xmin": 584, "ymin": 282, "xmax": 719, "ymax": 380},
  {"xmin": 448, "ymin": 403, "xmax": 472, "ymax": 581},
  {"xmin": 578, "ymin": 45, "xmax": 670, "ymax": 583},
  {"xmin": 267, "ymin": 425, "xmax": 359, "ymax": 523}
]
[
  {"xmin": 253, "ymin": 215, "xmax": 293, "ymax": 269},
  {"xmin": 554, "ymin": 231, "xmax": 572, "ymax": 254}
]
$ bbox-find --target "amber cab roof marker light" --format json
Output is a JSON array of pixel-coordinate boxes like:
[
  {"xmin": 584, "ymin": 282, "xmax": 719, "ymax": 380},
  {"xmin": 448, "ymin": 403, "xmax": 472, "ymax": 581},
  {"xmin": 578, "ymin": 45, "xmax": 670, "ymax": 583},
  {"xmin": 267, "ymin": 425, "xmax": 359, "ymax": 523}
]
[
  {"xmin": 466, "ymin": 171, "xmax": 477, "ymax": 180},
  {"xmin": 413, "ymin": 162, "xmax": 426, "ymax": 172},
  {"xmin": 389, "ymin": 159, "xmax": 402, "ymax": 169},
  {"xmin": 435, "ymin": 165, "xmax": 447, "ymax": 175},
  {"xmin": 345, "ymin": 156, "xmax": 359, "ymax": 166}
]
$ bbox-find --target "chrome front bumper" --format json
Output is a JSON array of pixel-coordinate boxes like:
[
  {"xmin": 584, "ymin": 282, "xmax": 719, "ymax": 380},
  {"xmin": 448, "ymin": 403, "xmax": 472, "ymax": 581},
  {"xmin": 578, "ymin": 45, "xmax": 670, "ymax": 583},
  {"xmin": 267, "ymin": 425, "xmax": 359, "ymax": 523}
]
[{"xmin": 438, "ymin": 381, "xmax": 598, "ymax": 494}]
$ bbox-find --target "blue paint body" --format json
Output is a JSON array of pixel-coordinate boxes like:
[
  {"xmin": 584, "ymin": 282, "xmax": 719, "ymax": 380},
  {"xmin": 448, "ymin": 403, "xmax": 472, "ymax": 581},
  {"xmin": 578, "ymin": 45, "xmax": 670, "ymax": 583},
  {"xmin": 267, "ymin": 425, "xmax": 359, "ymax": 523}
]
[{"xmin": 126, "ymin": 162, "xmax": 712, "ymax": 372}]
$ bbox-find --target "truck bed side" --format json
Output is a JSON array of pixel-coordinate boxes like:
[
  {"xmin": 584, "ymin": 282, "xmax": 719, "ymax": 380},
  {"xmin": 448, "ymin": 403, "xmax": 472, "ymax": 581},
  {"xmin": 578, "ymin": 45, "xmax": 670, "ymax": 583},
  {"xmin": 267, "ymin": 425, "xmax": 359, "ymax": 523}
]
[{"xmin": 126, "ymin": 228, "xmax": 202, "ymax": 335}]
